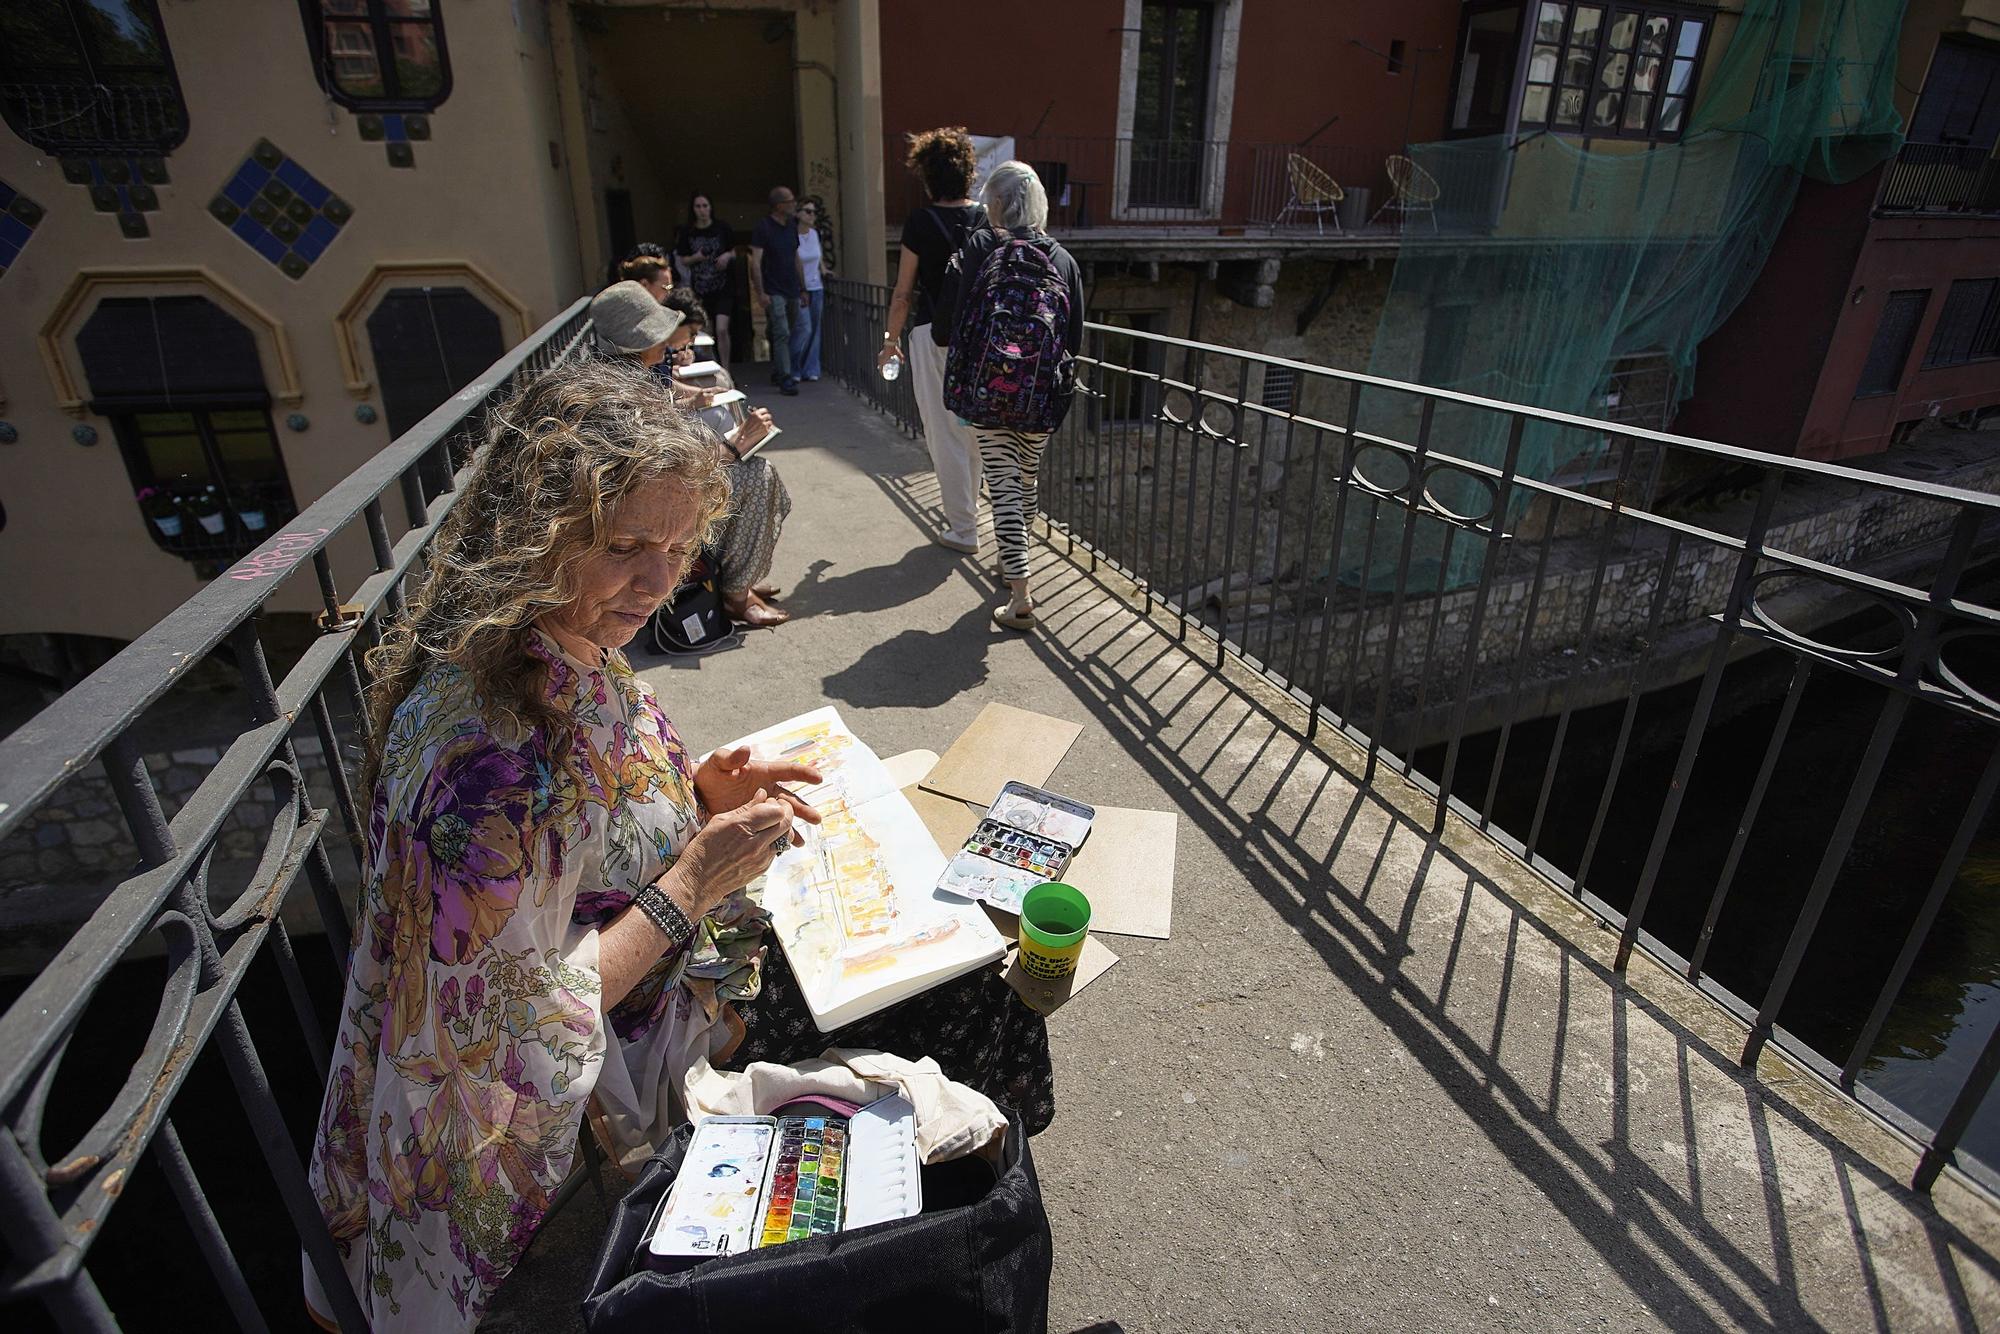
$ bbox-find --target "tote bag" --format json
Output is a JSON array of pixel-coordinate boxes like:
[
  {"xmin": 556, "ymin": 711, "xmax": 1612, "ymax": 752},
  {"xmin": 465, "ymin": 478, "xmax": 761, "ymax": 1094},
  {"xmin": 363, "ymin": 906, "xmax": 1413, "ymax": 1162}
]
[{"xmin": 581, "ymin": 1107, "xmax": 1052, "ymax": 1333}]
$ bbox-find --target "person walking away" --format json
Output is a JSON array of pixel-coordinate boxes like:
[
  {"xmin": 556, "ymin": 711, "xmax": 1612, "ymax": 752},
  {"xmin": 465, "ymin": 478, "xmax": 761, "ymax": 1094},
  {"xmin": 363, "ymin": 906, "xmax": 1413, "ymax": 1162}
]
[
  {"xmin": 750, "ymin": 186, "xmax": 803, "ymax": 396},
  {"xmin": 673, "ymin": 194, "xmax": 737, "ymax": 367},
  {"xmin": 932, "ymin": 160, "xmax": 1084, "ymax": 632},
  {"xmin": 791, "ymin": 198, "xmax": 833, "ymax": 381},
  {"xmin": 879, "ymin": 128, "xmax": 988, "ymax": 555}
]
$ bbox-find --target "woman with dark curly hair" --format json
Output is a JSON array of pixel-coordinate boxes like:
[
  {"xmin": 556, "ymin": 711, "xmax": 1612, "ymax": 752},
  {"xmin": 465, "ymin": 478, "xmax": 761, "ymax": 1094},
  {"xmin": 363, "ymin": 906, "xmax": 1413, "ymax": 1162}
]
[
  {"xmin": 302, "ymin": 359, "xmax": 1052, "ymax": 1330},
  {"xmin": 674, "ymin": 193, "xmax": 737, "ymax": 366},
  {"xmin": 880, "ymin": 126, "xmax": 988, "ymax": 555}
]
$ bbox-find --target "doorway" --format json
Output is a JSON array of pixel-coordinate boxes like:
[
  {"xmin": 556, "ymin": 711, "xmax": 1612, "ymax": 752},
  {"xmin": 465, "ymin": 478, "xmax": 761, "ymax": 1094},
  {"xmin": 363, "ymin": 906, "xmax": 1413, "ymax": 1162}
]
[{"xmin": 581, "ymin": 8, "xmax": 798, "ymax": 267}]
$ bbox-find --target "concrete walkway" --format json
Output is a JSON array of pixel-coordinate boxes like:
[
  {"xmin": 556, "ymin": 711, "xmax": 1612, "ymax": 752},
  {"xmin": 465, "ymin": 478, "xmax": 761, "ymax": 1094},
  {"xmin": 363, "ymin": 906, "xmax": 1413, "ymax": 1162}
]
[{"xmin": 491, "ymin": 381, "xmax": 2000, "ymax": 1332}]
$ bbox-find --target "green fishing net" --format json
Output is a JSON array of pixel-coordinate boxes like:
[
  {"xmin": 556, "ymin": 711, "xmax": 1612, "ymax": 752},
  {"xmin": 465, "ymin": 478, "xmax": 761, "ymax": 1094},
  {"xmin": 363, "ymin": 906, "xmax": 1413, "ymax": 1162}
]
[{"xmin": 1349, "ymin": 0, "xmax": 1910, "ymax": 587}]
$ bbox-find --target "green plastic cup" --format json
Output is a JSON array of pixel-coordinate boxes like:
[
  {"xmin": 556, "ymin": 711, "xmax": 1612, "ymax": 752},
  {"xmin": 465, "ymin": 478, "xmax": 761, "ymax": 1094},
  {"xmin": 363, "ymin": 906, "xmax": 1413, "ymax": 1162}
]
[{"xmin": 1018, "ymin": 882, "xmax": 1091, "ymax": 981}]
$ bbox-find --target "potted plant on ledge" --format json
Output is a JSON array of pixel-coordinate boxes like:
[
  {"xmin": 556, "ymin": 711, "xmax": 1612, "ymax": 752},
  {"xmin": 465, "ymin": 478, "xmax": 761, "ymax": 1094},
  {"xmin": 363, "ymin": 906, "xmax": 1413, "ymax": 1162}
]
[
  {"xmin": 190, "ymin": 486, "xmax": 226, "ymax": 536},
  {"xmin": 138, "ymin": 487, "xmax": 183, "ymax": 537}
]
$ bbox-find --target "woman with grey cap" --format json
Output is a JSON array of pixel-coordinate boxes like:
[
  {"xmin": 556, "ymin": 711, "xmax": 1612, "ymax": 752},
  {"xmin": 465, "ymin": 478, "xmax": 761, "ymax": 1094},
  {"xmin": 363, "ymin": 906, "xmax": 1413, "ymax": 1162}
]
[{"xmin": 591, "ymin": 281, "xmax": 793, "ymax": 628}]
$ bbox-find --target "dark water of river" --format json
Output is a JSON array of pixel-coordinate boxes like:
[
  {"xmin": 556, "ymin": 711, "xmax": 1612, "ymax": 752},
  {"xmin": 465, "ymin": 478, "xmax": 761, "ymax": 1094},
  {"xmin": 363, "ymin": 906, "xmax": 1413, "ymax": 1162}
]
[{"xmin": 1413, "ymin": 602, "xmax": 2000, "ymax": 1174}]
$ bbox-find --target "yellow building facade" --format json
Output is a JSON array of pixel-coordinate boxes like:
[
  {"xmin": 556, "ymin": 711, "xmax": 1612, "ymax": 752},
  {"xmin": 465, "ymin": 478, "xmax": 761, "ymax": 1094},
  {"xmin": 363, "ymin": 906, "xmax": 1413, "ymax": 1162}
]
[{"xmin": 0, "ymin": 0, "xmax": 884, "ymax": 645}]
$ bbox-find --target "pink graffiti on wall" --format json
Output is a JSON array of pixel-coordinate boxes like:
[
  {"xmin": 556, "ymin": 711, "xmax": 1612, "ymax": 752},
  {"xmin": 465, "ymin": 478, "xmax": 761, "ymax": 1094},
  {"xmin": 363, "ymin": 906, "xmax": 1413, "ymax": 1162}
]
[{"xmin": 226, "ymin": 528, "xmax": 331, "ymax": 581}]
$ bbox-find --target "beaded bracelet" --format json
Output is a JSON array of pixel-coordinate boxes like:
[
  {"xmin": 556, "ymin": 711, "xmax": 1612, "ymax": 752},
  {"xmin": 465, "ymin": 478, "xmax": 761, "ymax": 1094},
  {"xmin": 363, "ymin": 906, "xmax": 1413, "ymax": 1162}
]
[{"xmin": 632, "ymin": 883, "xmax": 697, "ymax": 951}]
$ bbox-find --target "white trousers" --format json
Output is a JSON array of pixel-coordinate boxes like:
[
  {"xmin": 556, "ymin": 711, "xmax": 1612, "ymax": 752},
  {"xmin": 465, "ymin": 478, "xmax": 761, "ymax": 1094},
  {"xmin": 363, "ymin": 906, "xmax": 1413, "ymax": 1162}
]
[{"xmin": 907, "ymin": 323, "xmax": 982, "ymax": 544}]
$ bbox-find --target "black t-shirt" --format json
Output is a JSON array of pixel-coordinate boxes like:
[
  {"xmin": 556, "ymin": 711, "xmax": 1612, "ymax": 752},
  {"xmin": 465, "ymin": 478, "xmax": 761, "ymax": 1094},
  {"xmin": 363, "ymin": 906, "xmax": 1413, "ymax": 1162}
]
[
  {"xmin": 899, "ymin": 203, "xmax": 987, "ymax": 330},
  {"xmin": 751, "ymin": 215, "xmax": 801, "ymax": 299},
  {"xmin": 674, "ymin": 221, "xmax": 735, "ymax": 297}
]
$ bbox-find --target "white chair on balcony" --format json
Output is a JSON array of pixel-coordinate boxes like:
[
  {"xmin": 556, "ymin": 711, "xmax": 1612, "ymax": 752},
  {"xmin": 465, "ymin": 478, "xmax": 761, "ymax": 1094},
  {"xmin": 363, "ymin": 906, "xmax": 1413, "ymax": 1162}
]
[
  {"xmin": 1276, "ymin": 152, "xmax": 1344, "ymax": 235},
  {"xmin": 1371, "ymin": 155, "xmax": 1441, "ymax": 232}
]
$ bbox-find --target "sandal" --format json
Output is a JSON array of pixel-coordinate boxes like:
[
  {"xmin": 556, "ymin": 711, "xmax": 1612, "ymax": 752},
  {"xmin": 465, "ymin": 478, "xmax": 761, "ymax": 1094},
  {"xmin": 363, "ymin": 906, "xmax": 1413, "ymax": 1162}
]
[
  {"xmin": 992, "ymin": 603, "xmax": 1037, "ymax": 631},
  {"xmin": 725, "ymin": 592, "xmax": 791, "ymax": 628}
]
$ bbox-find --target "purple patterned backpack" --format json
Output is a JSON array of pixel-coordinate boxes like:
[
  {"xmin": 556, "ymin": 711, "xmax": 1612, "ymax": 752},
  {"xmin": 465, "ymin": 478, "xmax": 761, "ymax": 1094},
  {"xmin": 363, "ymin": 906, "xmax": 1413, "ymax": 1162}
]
[{"xmin": 943, "ymin": 235, "xmax": 1075, "ymax": 433}]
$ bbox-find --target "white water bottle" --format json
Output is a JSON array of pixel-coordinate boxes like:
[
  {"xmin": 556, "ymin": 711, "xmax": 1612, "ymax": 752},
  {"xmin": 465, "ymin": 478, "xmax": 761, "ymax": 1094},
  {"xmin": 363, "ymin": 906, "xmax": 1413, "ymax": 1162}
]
[{"xmin": 881, "ymin": 350, "xmax": 902, "ymax": 381}]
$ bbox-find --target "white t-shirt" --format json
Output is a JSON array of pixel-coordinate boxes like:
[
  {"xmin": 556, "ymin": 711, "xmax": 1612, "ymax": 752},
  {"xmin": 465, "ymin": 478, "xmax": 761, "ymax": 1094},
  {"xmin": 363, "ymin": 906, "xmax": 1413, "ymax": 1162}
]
[{"xmin": 798, "ymin": 227, "xmax": 824, "ymax": 292}]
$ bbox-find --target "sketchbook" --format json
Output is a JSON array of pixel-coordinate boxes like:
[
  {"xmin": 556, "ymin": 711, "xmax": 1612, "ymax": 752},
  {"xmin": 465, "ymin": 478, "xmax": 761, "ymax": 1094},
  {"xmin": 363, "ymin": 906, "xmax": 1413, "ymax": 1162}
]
[
  {"xmin": 676, "ymin": 359, "xmax": 726, "ymax": 380},
  {"xmin": 695, "ymin": 391, "xmax": 780, "ymax": 460},
  {"xmin": 728, "ymin": 707, "xmax": 1007, "ymax": 1031}
]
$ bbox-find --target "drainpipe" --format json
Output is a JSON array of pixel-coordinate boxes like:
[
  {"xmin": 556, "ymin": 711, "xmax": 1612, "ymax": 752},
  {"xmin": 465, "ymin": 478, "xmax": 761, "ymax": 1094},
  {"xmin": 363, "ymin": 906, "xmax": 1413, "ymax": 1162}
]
[{"xmin": 795, "ymin": 59, "xmax": 841, "ymax": 257}]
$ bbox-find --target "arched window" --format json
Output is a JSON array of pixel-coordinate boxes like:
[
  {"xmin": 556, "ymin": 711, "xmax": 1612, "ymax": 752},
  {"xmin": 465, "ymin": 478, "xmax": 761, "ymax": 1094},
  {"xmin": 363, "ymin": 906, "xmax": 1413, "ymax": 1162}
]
[
  {"xmin": 298, "ymin": 0, "xmax": 451, "ymax": 111},
  {"xmin": 365, "ymin": 286, "xmax": 505, "ymax": 437},
  {"xmin": 0, "ymin": 0, "xmax": 189, "ymax": 155},
  {"xmin": 78, "ymin": 296, "xmax": 299, "ymax": 565}
]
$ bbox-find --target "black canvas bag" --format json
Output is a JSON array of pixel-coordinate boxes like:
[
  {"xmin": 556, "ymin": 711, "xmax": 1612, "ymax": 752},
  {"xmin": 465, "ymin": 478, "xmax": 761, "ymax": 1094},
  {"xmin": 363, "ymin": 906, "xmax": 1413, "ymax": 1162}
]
[
  {"xmin": 650, "ymin": 549, "xmax": 734, "ymax": 655},
  {"xmin": 581, "ymin": 1107, "xmax": 1051, "ymax": 1333}
]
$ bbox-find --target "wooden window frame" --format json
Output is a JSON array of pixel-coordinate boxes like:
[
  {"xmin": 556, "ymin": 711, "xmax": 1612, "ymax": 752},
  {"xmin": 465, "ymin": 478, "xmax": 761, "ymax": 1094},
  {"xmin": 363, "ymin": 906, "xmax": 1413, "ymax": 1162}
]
[
  {"xmin": 1923, "ymin": 277, "xmax": 2000, "ymax": 370},
  {"xmin": 297, "ymin": 0, "xmax": 452, "ymax": 113},
  {"xmin": 109, "ymin": 403, "xmax": 300, "ymax": 563},
  {"xmin": 1514, "ymin": 1, "xmax": 1713, "ymax": 143},
  {"xmin": 1855, "ymin": 288, "xmax": 1932, "ymax": 399}
]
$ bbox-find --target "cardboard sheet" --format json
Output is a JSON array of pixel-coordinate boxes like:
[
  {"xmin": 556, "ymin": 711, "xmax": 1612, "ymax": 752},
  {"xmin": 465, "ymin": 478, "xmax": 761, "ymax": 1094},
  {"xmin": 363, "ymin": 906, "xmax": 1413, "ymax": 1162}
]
[
  {"xmin": 919, "ymin": 703, "xmax": 1083, "ymax": 807},
  {"xmin": 906, "ymin": 785, "xmax": 981, "ymax": 859},
  {"xmin": 1000, "ymin": 934, "xmax": 1120, "ymax": 1015},
  {"xmin": 1064, "ymin": 807, "xmax": 1178, "ymax": 939},
  {"xmin": 881, "ymin": 749, "xmax": 939, "ymax": 791}
]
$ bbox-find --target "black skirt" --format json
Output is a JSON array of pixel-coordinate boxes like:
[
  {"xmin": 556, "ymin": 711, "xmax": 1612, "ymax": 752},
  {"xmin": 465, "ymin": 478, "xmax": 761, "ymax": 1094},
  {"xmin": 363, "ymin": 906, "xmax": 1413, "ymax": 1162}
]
[{"xmin": 723, "ymin": 937, "xmax": 1056, "ymax": 1135}]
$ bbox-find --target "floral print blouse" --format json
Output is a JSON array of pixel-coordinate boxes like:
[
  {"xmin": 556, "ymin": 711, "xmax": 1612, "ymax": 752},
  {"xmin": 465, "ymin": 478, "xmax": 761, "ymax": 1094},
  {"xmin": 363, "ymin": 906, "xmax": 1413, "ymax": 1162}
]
[{"xmin": 306, "ymin": 632, "xmax": 763, "ymax": 1330}]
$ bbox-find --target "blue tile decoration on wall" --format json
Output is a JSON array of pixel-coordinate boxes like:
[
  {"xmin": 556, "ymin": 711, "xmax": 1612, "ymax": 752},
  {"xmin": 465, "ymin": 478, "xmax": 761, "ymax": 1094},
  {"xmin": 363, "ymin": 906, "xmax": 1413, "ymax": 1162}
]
[
  {"xmin": 0, "ymin": 180, "xmax": 45, "ymax": 279},
  {"xmin": 57, "ymin": 156, "xmax": 166, "ymax": 237},
  {"xmin": 209, "ymin": 140, "xmax": 350, "ymax": 280},
  {"xmin": 354, "ymin": 112, "xmax": 430, "ymax": 168}
]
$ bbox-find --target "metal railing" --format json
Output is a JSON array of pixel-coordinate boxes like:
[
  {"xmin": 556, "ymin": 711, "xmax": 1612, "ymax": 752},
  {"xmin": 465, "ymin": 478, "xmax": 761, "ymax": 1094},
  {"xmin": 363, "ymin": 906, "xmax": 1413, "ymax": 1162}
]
[
  {"xmin": 0, "ymin": 81, "xmax": 189, "ymax": 156},
  {"xmin": 882, "ymin": 133, "xmax": 1394, "ymax": 233},
  {"xmin": 821, "ymin": 278, "xmax": 920, "ymax": 436},
  {"xmin": 1877, "ymin": 141, "xmax": 2000, "ymax": 216},
  {"xmin": 828, "ymin": 279, "xmax": 2000, "ymax": 1197},
  {"xmin": 0, "ymin": 299, "xmax": 593, "ymax": 1329}
]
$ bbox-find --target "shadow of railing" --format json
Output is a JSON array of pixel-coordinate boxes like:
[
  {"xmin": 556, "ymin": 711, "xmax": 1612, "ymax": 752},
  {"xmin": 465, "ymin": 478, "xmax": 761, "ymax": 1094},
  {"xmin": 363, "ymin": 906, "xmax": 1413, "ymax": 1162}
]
[
  {"xmin": 855, "ymin": 459, "xmax": 2000, "ymax": 1330},
  {"xmin": 827, "ymin": 278, "xmax": 2000, "ymax": 1204}
]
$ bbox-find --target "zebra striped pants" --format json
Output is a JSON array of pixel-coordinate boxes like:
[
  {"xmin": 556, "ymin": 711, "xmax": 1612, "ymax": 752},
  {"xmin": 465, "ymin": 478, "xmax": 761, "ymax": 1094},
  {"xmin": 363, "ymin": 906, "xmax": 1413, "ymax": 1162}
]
[{"xmin": 974, "ymin": 427, "xmax": 1049, "ymax": 582}]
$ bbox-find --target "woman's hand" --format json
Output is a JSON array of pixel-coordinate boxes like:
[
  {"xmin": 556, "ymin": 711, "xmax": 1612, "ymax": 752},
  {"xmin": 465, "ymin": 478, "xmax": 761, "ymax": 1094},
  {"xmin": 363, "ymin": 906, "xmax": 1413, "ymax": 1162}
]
[
  {"xmin": 732, "ymin": 409, "xmax": 775, "ymax": 453},
  {"xmin": 665, "ymin": 790, "xmax": 798, "ymax": 914},
  {"xmin": 876, "ymin": 337, "xmax": 900, "ymax": 371},
  {"xmin": 696, "ymin": 745, "xmax": 821, "ymax": 828}
]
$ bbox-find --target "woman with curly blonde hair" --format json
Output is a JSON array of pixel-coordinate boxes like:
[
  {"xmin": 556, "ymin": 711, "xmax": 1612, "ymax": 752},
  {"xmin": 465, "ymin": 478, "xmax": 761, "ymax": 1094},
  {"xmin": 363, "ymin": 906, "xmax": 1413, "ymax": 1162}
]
[{"xmin": 303, "ymin": 359, "xmax": 1053, "ymax": 1331}]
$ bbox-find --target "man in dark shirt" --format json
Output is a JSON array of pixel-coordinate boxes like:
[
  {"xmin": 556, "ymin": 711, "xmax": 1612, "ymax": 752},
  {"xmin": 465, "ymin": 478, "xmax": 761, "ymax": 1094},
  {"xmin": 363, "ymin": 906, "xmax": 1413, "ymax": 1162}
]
[{"xmin": 749, "ymin": 186, "xmax": 804, "ymax": 394}]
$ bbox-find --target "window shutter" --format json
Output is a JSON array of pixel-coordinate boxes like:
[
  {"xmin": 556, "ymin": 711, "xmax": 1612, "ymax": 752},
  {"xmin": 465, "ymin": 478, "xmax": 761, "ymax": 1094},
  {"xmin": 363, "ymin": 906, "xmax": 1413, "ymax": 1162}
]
[
  {"xmin": 77, "ymin": 296, "xmax": 268, "ymax": 405},
  {"xmin": 365, "ymin": 287, "xmax": 506, "ymax": 438}
]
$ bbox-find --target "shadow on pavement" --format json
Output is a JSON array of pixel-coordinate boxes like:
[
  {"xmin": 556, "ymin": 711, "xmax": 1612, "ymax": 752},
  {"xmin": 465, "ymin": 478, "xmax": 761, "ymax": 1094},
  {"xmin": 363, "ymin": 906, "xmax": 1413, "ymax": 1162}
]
[{"xmin": 866, "ymin": 451, "xmax": 2000, "ymax": 1333}]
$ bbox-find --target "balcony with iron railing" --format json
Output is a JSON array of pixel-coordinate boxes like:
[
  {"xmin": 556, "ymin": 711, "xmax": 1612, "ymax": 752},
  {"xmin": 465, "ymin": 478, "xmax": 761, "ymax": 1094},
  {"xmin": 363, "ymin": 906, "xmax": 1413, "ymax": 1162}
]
[
  {"xmin": 5, "ymin": 289, "xmax": 2000, "ymax": 1328},
  {"xmin": 0, "ymin": 80, "xmax": 188, "ymax": 157},
  {"xmin": 881, "ymin": 134, "xmax": 1423, "ymax": 250},
  {"xmin": 1876, "ymin": 140, "xmax": 2000, "ymax": 216}
]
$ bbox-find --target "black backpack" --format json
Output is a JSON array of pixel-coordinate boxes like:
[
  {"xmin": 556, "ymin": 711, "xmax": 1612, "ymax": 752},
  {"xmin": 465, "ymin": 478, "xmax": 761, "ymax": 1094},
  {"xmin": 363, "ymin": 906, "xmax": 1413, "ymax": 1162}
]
[
  {"xmin": 581, "ymin": 1106, "xmax": 1052, "ymax": 1333},
  {"xmin": 650, "ymin": 551, "xmax": 736, "ymax": 655}
]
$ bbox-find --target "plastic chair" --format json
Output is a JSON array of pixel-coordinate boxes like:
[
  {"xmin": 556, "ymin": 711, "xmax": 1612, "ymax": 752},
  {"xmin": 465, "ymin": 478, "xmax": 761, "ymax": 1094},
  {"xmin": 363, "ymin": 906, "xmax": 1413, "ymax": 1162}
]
[
  {"xmin": 1275, "ymin": 153, "xmax": 1344, "ymax": 235},
  {"xmin": 1370, "ymin": 155, "xmax": 1441, "ymax": 232}
]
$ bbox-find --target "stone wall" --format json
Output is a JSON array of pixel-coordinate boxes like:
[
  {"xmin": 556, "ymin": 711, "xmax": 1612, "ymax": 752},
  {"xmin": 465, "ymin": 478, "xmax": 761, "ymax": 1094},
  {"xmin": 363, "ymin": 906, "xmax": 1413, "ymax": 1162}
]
[
  {"xmin": 1238, "ymin": 452, "xmax": 2000, "ymax": 711},
  {"xmin": 0, "ymin": 730, "xmax": 360, "ymax": 972},
  {"xmin": 1049, "ymin": 402, "xmax": 2000, "ymax": 732}
]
